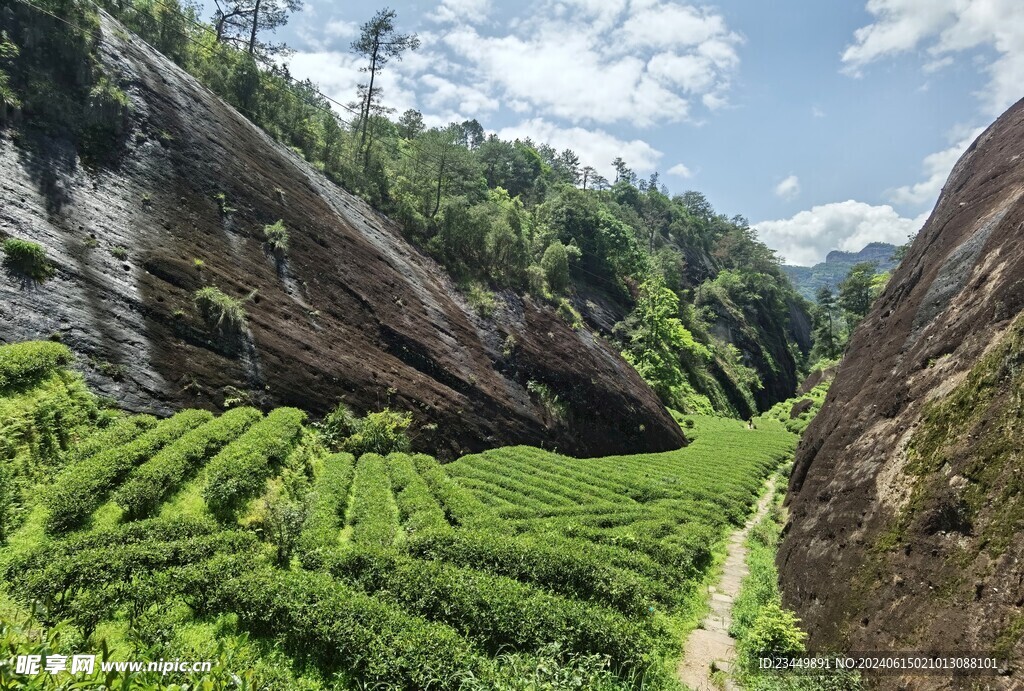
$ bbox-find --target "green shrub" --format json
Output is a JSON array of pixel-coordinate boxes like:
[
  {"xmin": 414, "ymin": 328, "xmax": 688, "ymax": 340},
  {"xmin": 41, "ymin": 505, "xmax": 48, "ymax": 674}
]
[
  {"xmin": 738, "ymin": 602, "xmax": 807, "ymax": 665},
  {"xmin": 466, "ymin": 282, "xmax": 496, "ymax": 317},
  {"xmin": 14, "ymin": 532, "xmax": 258, "ymax": 625},
  {"xmin": 202, "ymin": 407, "xmax": 305, "ymax": 521},
  {"xmin": 0, "ymin": 341, "xmax": 73, "ymax": 390},
  {"xmin": 348, "ymin": 454, "xmax": 398, "ymax": 548},
  {"xmin": 298, "ymin": 453, "xmax": 355, "ymax": 563},
  {"xmin": 316, "ymin": 402, "xmax": 359, "ymax": 449},
  {"xmin": 262, "ymin": 220, "xmax": 289, "ymax": 253},
  {"xmin": 114, "ymin": 407, "xmax": 262, "ymax": 519},
  {"xmin": 541, "ymin": 241, "xmax": 570, "ymax": 295},
  {"xmin": 2, "ymin": 239, "xmax": 53, "ymax": 281},
  {"xmin": 318, "ymin": 404, "xmax": 412, "ymax": 456},
  {"xmin": 387, "ymin": 453, "xmax": 449, "ymax": 536},
  {"xmin": 195, "ymin": 559, "xmax": 483, "ymax": 690},
  {"xmin": 64, "ymin": 414, "xmax": 156, "ymax": 466},
  {"xmin": 45, "ymin": 409, "xmax": 212, "ymax": 533},
  {"xmin": 410, "ymin": 453, "xmax": 493, "ymax": 527},
  {"xmin": 405, "ymin": 529, "xmax": 661, "ymax": 616},
  {"xmin": 0, "ymin": 372, "xmax": 99, "ymax": 511},
  {"xmin": 194, "ymin": 286, "xmax": 248, "ymax": 332},
  {"xmin": 343, "ymin": 409, "xmax": 412, "ymax": 457},
  {"xmin": 323, "ymin": 547, "xmax": 659, "ymax": 671}
]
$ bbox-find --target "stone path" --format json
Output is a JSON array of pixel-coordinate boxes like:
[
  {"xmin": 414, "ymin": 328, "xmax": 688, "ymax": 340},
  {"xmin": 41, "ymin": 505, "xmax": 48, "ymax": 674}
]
[{"xmin": 677, "ymin": 477, "xmax": 778, "ymax": 690}]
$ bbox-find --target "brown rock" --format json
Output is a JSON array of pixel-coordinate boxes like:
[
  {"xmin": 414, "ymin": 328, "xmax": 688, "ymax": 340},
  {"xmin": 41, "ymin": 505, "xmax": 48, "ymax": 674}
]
[{"xmin": 0, "ymin": 12, "xmax": 683, "ymax": 458}]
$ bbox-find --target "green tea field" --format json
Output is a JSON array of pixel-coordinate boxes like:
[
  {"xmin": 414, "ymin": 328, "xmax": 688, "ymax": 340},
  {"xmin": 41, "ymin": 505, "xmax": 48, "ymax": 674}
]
[{"xmin": 0, "ymin": 342, "xmax": 798, "ymax": 689}]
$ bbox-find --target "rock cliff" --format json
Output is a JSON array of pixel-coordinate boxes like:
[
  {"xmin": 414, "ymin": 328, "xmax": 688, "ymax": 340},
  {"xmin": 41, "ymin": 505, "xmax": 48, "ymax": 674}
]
[
  {"xmin": 0, "ymin": 12, "xmax": 684, "ymax": 458},
  {"xmin": 778, "ymin": 98, "xmax": 1024, "ymax": 688}
]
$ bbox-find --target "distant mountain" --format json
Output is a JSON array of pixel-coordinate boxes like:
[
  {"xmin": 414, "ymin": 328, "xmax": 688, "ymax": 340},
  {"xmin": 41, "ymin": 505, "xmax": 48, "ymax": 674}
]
[{"xmin": 783, "ymin": 242, "xmax": 899, "ymax": 301}]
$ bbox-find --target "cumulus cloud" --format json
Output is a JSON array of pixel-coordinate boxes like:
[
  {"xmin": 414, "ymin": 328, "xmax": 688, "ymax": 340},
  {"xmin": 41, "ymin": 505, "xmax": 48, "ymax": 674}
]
[
  {"xmin": 774, "ymin": 175, "xmax": 801, "ymax": 201},
  {"xmin": 286, "ymin": 51, "xmax": 419, "ymax": 121},
  {"xmin": 439, "ymin": 0, "xmax": 742, "ymax": 126},
  {"xmin": 842, "ymin": 0, "xmax": 1024, "ymax": 116},
  {"xmin": 888, "ymin": 127, "xmax": 985, "ymax": 207},
  {"xmin": 667, "ymin": 163, "xmax": 693, "ymax": 179},
  {"xmin": 754, "ymin": 201, "xmax": 925, "ymax": 266},
  {"xmin": 496, "ymin": 119, "xmax": 663, "ymax": 179},
  {"xmin": 429, "ymin": 0, "xmax": 491, "ymax": 25}
]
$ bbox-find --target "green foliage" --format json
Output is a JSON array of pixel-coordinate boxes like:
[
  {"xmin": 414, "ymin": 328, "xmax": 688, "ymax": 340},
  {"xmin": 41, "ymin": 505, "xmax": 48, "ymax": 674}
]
[
  {"xmin": 65, "ymin": 414, "xmax": 156, "ymax": 466},
  {"xmin": 342, "ymin": 408, "xmax": 412, "ymax": 457},
  {"xmin": 0, "ymin": 341, "xmax": 805, "ymax": 690},
  {"xmin": 405, "ymin": 529, "xmax": 663, "ymax": 616},
  {"xmin": 317, "ymin": 403, "xmax": 412, "ymax": 456},
  {"xmin": 194, "ymin": 559, "xmax": 480, "ymax": 690},
  {"xmin": 322, "ymin": 546, "xmax": 659, "ymax": 671},
  {"xmin": 741, "ymin": 602, "xmax": 807, "ymax": 660},
  {"xmin": 297, "ymin": 453, "xmax": 355, "ymax": 562},
  {"xmin": 114, "ymin": 407, "xmax": 262, "ymax": 519},
  {"xmin": 263, "ymin": 219, "xmax": 289, "ymax": 254},
  {"xmin": 202, "ymin": 407, "xmax": 305, "ymax": 521},
  {"xmin": 387, "ymin": 453, "xmax": 450, "ymax": 536},
  {"xmin": 2, "ymin": 239, "xmax": 54, "ymax": 282},
  {"xmin": 194, "ymin": 286, "xmax": 248, "ymax": 333},
  {"xmin": 621, "ymin": 274, "xmax": 710, "ymax": 412},
  {"xmin": 348, "ymin": 454, "xmax": 399, "ymax": 549},
  {"xmin": 541, "ymin": 240, "xmax": 571, "ymax": 295},
  {"xmin": 526, "ymin": 380, "xmax": 566, "ymax": 421},
  {"xmin": 45, "ymin": 409, "xmax": 213, "ymax": 534},
  {"xmin": 837, "ymin": 261, "xmax": 878, "ymax": 329},
  {"xmin": 466, "ymin": 281, "xmax": 497, "ymax": 317},
  {"xmin": 811, "ymin": 286, "xmax": 843, "ymax": 361},
  {"xmin": 0, "ymin": 341, "xmax": 72, "ymax": 391},
  {"xmin": 756, "ymin": 383, "xmax": 830, "ymax": 436}
]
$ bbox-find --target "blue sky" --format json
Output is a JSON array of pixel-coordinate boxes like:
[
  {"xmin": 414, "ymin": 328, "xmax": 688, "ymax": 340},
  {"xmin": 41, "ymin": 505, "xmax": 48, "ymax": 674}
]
[{"xmin": 205, "ymin": 0, "xmax": 1023, "ymax": 265}]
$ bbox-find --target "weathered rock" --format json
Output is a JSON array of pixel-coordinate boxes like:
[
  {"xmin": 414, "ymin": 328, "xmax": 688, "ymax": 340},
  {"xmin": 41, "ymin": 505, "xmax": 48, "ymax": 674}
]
[
  {"xmin": 778, "ymin": 98, "xmax": 1024, "ymax": 688},
  {"xmin": 0, "ymin": 13, "xmax": 684, "ymax": 458}
]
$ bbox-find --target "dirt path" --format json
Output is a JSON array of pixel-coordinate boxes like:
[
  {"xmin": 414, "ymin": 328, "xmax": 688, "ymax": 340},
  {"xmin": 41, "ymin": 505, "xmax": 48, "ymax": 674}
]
[{"xmin": 678, "ymin": 477, "xmax": 777, "ymax": 690}]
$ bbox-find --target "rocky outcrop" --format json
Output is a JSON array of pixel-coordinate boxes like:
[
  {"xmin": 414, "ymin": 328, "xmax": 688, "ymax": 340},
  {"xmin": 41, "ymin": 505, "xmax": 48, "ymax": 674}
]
[
  {"xmin": 0, "ymin": 12, "xmax": 684, "ymax": 459},
  {"xmin": 778, "ymin": 99, "xmax": 1024, "ymax": 688}
]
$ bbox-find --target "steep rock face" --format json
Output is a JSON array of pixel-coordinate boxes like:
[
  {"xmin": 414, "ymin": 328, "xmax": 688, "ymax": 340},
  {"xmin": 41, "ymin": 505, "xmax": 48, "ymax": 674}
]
[
  {"xmin": 0, "ymin": 13, "xmax": 684, "ymax": 458},
  {"xmin": 778, "ymin": 99, "xmax": 1024, "ymax": 687}
]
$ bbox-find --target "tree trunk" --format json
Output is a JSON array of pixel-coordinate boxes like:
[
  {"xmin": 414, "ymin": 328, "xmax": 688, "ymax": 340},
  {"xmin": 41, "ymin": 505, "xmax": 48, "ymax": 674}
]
[
  {"xmin": 360, "ymin": 42, "xmax": 380, "ymax": 167},
  {"xmin": 248, "ymin": 0, "xmax": 261, "ymax": 54},
  {"xmin": 431, "ymin": 148, "xmax": 447, "ymax": 219}
]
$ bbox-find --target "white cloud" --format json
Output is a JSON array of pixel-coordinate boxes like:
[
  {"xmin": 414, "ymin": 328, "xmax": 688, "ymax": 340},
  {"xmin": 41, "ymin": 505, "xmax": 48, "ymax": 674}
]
[
  {"xmin": 324, "ymin": 19, "xmax": 357, "ymax": 38},
  {"xmin": 429, "ymin": 0, "xmax": 491, "ymax": 25},
  {"xmin": 842, "ymin": 0, "xmax": 1024, "ymax": 115},
  {"xmin": 812, "ymin": 105, "xmax": 826, "ymax": 118},
  {"xmin": 420, "ymin": 74, "xmax": 499, "ymax": 116},
  {"xmin": 496, "ymin": 118, "xmax": 663, "ymax": 179},
  {"xmin": 286, "ymin": 51, "xmax": 419, "ymax": 120},
  {"xmin": 755, "ymin": 201, "xmax": 925, "ymax": 266},
  {"xmin": 438, "ymin": 1, "xmax": 741, "ymax": 127},
  {"xmin": 618, "ymin": 3, "xmax": 729, "ymax": 50},
  {"xmin": 646, "ymin": 53, "xmax": 717, "ymax": 93},
  {"xmin": 887, "ymin": 126, "xmax": 985, "ymax": 206},
  {"xmin": 667, "ymin": 163, "xmax": 693, "ymax": 179},
  {"xmin": 774, "ymin": 175, "xmax": 801, "ymax": 201}
]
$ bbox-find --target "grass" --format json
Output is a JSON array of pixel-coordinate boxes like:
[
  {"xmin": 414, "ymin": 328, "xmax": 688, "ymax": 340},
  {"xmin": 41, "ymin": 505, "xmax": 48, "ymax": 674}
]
[
  {"xmin": 194, "ymin": 286, "xmax": 248, "ymax": 333},
  {"xmin": 263, "ymin": 220, "xmax": 289, "ymax": 254},
  {"xmin": 2, "ymin": 238, "xmax": 53, "ymax": 281}
]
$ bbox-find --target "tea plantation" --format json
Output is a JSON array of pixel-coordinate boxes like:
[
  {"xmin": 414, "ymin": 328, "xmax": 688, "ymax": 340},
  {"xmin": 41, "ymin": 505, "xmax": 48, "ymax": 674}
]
[{"xmin": 0, "ymin": 342, "xmax": 798, "ymax": 689}]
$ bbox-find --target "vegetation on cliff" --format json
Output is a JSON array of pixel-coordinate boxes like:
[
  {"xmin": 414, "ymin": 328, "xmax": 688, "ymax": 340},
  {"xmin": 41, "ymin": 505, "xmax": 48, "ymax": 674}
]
[{"xmin": 0, "ymin": 0, "xmax": 809, "ymax": 418}]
